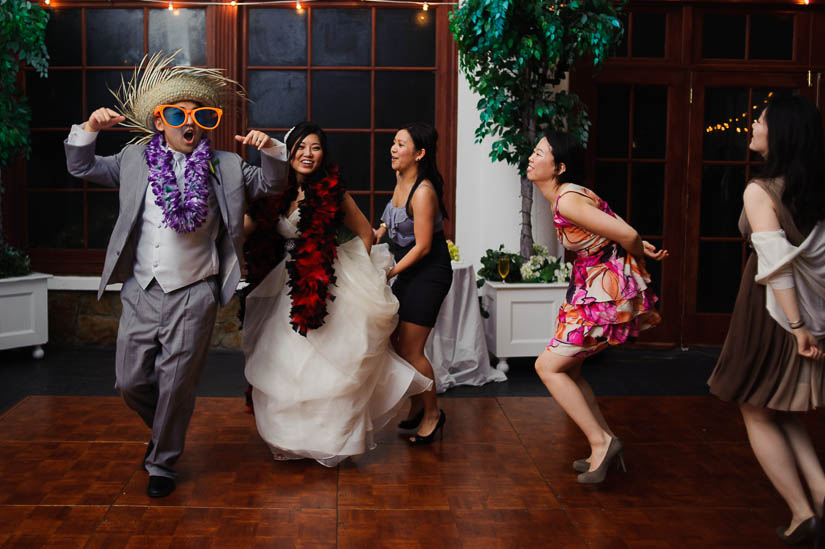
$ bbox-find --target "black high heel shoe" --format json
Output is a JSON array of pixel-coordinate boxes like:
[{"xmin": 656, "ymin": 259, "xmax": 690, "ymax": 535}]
[
  {"xmin": 398, "ymin": 408, "xmax": 425, "ymax": 430},
  {"xmin": 776, "ymin": 516, "xmax": 818, "ymax": 545},
  {"xmin": 817, "ymin": 498, "xmax": 825, "ymax": 549},
  {"xmin": 577, "ymin": 437, "xmax": 626, "ymax": 484},
  {"xmin": 408, "ymin": 410, "xmax": 446, "ymax": 445}
]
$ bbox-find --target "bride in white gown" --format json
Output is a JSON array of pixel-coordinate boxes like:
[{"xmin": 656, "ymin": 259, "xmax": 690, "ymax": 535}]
[{"xmin": 242, "ymin": 122, "xmax": 431, "ymax": 467}]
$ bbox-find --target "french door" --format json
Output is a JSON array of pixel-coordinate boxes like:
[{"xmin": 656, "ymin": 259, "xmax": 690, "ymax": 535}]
[
  {"xmin": 681, "ymin": 72, "xmax": 813, "ymax": 344},
  {"xmin": 577, "ymin": 68, "xmax": 689, "ymax": 345}
]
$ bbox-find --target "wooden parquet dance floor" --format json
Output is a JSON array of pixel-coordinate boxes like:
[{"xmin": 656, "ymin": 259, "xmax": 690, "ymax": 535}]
[{"xmin": 0, "ymin": 394, "xmax": 819, "ymax": 548}]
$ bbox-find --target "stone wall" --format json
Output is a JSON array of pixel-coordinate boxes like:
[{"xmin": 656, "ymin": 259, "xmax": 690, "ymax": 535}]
[{"xmin": 48, "ymin": 291, "xmax": 243, "ymax": 349}]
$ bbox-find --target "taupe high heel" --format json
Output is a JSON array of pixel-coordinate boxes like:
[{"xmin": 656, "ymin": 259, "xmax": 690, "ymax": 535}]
[
  {"xmin": 577, "ymin": 437, "xmax": 626, "ymax": 484},
  {"xmin": 573, "ymin": 459, "xmax": 589, "ymax": 473}
]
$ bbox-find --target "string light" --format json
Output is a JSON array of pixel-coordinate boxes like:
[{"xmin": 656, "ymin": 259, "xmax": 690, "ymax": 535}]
[
  {"xmin": 168, "ymin": 1, "xmax": 173, "ymax": 9},
  {"xmin": 139, "ymin": 0, "xmax": 457, "ymax": 7},
  {"xmin": 296, "ymin": 0, "xmax": 302, "ymax": 9},
  {"xmin": 705, "ymin": 94, "xmax": 772, "ymax": 134},
  {"xmin": 44, "ymin": 0, "xmax": 50, "ymax": 4}
]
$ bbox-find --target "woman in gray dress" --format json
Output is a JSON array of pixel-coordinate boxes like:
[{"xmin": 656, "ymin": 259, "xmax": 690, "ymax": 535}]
[{"xmin": 375, "ymin": 122, "xmax": 452, "ymax": 444}]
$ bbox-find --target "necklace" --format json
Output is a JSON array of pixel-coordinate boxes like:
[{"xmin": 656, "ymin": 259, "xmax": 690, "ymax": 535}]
[
  {"xmin": 244, "ymin": 166, "xmax": 345, "ymax": 336},
  {"xmin": 145, "ymin": 133, "xmax": 212, "ymax": 233}
]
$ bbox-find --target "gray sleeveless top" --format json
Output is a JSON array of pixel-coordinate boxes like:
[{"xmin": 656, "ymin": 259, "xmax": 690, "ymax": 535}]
[{"xmin": 380, "ymin": 183, "xmax": 444, "ymax": 247}]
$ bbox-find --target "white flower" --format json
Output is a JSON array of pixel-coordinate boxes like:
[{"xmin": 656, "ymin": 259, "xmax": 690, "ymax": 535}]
[
  {"xmin": 531, "ymin": 243, "xmax": 550, "ymax": 257},
  {"xmin": 520, "ymin": 254, "xmax": 548, "ymax": 282},
  {"xmin": 555, "ymin": 261, "xmax": 573, "ymax": 283}
]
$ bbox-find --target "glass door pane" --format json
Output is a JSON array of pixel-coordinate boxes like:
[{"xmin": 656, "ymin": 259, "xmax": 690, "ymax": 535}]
[
  {"xmin": 682, "ymin": 72, "xmax": 808, "ymax": 344},
  {"xmin": 591, "ymin": 81, "xmax": 674, "ymax": 336}
]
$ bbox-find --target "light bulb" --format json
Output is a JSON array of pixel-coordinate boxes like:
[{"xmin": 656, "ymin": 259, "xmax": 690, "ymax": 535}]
[
  {"xmin": 168, "ymin": 2, "xmax": 173, "ymax": 10},
  {"xmin": 296, "ymin": 0, "xmax": 302, "ymax": 9},
  {"xmin": 422, "ymin": 2, "xmax": 429, "ymax": 10}
]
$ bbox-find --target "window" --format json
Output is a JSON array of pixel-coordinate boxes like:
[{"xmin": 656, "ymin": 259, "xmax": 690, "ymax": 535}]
[
  {"xmin": 700, "ymin": 11, "xmax": 796, "ymax": 61},
  {"xmin": 13, "ymin": 3, "xmax": 456, "ymax": 275},
  {"xmin": 610, "ymin": 10, "xmax": 668, "ymax": 59},
  {"xmin": 23, "ymin": 6, "xmax": 206, "ymax": 274},
  {"xmin": 244, "ymin": 6, "xmax": 437, "ymax": 224},
  {"xmin": 593, "ymin": 83, "xmax": 668, "ymax": 296},
  {"xmin": 696, "ymin": 87, "xmax": 786, "ymax": 314}
]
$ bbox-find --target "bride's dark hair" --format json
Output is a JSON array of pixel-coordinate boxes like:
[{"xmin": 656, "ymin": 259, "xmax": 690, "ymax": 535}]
[{"xmin": 285, "ymin": 121, "xmax": 332, "ymax": 189}]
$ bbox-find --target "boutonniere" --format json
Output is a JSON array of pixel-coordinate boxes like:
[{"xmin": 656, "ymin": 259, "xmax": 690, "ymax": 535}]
[{"xmin": 208, "ymin": 156, "xmax": 220, "ymax": 175}]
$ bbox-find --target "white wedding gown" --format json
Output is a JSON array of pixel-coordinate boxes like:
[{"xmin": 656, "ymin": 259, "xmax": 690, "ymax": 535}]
[{"xmin": 243, "ymin": 210, "xmax": 432, "ymax": 467}]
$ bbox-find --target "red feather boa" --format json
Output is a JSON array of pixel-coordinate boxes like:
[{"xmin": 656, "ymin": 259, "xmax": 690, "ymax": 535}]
[{"xmin": 244, "ymin": 166, "xmax": 345, "ymax": 336}]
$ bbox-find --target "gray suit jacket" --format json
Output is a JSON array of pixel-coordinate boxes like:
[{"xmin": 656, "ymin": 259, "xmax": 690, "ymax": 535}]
[{"xmin": 64, "ymin": 139, "xmax": 288, "ymax": 306}]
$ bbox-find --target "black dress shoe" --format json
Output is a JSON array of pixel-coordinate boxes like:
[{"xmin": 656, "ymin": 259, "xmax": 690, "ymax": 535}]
[
  {"xmin": 147, "ymin": 475, "xmax": 176, "ymax": 498},
  {"xmin": 776, "ymin": 516, "xmax": 818, "ymax": 545},
  {"xmin": 141, "ymin": 441, "xmax": 154, "ymax": 471},
  {"xmin": 408, "ymin": 410, "xmax": 446, "ymax": 445}
]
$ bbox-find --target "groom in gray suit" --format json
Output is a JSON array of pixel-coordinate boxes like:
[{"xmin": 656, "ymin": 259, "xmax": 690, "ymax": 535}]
[{"xmin": 64, "ymin": 54, "xmax": 287, "ymax": 498}]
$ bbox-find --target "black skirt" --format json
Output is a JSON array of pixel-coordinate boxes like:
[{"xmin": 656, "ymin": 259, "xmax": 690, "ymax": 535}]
[{"xmin": 390, "ymin": 231, "xmax": 453, "ymax": 328}]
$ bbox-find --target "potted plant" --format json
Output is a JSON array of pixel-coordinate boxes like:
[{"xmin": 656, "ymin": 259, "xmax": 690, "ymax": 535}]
[
  {"xmin": 478, "ymin": 244, "xmax": 571, "ymax": 372},
  {"xmin": 450, "ymin": 0, "xmax": 625, "ymax": 259},
  {"xmin": 0, "ymin": 0, "xmax": 51, "ymax": 358}
]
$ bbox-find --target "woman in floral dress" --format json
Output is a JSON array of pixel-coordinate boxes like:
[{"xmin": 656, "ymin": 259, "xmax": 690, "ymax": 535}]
[{"xmin": 527, "ymin": 130, "xmax": 667, "ymax": 484}]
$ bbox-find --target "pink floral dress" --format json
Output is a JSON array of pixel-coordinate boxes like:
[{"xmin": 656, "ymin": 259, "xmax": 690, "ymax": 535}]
[{"xmin": 548, "ymin": 184, "xmax": 660, "ymax": 357}]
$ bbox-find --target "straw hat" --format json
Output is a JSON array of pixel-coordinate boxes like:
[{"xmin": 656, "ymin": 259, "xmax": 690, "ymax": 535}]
[{"xmin": 112, "ymin": 50, "xmax": 245, "ymax": 144}]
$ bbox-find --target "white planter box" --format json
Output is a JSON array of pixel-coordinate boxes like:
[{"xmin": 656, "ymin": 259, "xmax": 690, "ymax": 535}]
[
  {"xmin": 480, "ymin": 280, "xmax": 568, "ymax": 372},
  {"xmin": 0, "ymin": 272, "xmax": 51, "ymax": 358}
]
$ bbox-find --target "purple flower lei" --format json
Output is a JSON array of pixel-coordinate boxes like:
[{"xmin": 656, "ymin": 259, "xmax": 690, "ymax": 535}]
[{"xmin": 145, "ymin": 133, "xmax": 212, "ymax": 233}]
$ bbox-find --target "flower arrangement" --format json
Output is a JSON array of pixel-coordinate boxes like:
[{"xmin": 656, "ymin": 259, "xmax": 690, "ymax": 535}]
[
  {"xmin": 519, "ymin": 244, "xmax": 572, "ymax": 283},
  {"xmin": 478, "ymin": 244, "xmax": 570, "ymax": 286},
  {"xmin": 446, "ymin": 239, "xmax": 460, "ymax": 262}
]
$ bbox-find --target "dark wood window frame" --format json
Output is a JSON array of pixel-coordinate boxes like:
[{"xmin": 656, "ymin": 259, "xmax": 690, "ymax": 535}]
[
  {"xmin": 3, "ymin": 0, "xmax": 457, "ymax": 276},
  {"xmin": 573, "ymin": 0, "xmax": 825, "ymax": 346}
]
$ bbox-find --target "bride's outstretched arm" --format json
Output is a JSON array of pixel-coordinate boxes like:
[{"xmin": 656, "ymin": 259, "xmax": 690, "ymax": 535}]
[{"xmin": 341, "ymin": 192, "xmax": 373, "ymax": 254}]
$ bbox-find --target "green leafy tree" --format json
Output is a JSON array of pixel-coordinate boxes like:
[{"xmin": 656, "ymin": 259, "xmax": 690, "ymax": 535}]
[
  {"xmin": 0, "ymin": 0, "xmax": 49, "ymax": 277},
  {"xmin": 450, "ymin": 0, "xmax": 625, "ymax": 259}
]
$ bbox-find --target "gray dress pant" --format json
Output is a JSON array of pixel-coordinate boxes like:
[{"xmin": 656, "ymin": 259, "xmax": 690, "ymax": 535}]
[{"xmin": 115, "ymin": 276, "xmax": 219, "ymax": 479}]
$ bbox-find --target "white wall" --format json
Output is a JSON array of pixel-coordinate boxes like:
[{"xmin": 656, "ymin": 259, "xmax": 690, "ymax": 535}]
[{"xmin": 454, "ymin": 74, "xmax": 561, "ymax": 274}]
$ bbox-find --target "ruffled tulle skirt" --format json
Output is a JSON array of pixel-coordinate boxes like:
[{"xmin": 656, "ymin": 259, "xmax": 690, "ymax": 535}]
[{"xmin": 243, "ymin": 240, "xmax": 432, "ymax": 466}]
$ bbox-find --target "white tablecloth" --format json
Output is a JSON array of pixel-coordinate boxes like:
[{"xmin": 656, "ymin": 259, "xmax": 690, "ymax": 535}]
[{"xmin": 425, "ymin": 262, "xmax": 507, "ymax": 392}]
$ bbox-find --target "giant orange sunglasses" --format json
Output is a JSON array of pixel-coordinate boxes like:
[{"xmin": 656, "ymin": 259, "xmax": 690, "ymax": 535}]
[{"xmin": 153, "ymin": 105, "xmax": 223, "ymax": 130}]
